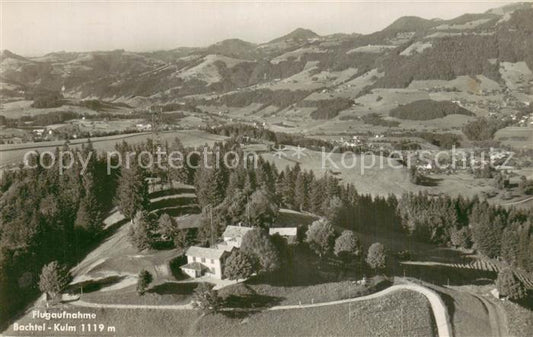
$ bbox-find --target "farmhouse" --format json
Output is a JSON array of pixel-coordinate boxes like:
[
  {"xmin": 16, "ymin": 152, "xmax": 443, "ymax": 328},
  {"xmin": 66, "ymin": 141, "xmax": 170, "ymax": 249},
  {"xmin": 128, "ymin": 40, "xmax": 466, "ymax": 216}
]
[
  {"xmin": 182, "ymin": 225, "xmax": 300, "ymax": 280},
  {"xmin": 222, "ymin": 225, "xmax": 253, "ymax": 248},
  {"xmin": 180, "ymin": 246, "xmax": 233, "ymax": 279}
]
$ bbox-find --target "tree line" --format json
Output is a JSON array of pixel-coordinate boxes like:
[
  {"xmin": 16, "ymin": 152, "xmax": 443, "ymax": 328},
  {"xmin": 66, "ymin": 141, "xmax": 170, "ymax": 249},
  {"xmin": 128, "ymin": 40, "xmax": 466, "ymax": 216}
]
[
  {"xmin": 0, "ymin": 141, "xmax": 117, "ymax": 325},
  {"xmin": 112, "ymin": 136, "xmax": 532, "ymax": 281}
]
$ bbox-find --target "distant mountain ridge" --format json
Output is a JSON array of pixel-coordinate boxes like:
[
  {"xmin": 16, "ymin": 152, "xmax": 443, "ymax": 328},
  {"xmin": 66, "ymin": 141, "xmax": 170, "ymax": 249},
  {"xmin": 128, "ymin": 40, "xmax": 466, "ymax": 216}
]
[
  {"xmin": 268, "ymin": 28, "xmax": 320, "ymax": 43},
  {"xmin": 1, "ymin": 2, "xmax": 532, "ymax": 121}
]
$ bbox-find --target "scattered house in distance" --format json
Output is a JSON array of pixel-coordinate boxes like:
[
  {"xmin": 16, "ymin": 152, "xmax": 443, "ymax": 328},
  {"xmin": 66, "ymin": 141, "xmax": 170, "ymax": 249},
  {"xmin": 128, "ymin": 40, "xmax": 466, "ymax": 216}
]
[
  {"xmin": 32, "ymin": 128, "xmax": 45, "ymax": 137},
  {"xmin": 269, "ymin": 227, "xmax": 298, "ymax": 243},
  {"xmin": 136, "ymin": 123, "xmax": 152, "ymax": 131},
  {"xmin": 180, "ymin": 246, "xmax": 233, "ymax": 279},
  {"xmin": 222, "ymin": 225, "xmax": 254, "ymax": 248}
]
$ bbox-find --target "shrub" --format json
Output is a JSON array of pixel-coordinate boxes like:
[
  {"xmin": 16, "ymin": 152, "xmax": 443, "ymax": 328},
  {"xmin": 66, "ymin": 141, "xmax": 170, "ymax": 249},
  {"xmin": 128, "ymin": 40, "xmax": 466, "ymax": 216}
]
[
  {"xmin": 192, "ymin": 283, "xmax": 221, "ymax": 315},
  {"xmin": 306, "ymin": 219, "xmax": 336, "ymax": 257},
  {"xmin": 223, "ymin": 250, "xmax": 254, "ymax": 280},
  {"xmin": 366, "ymin": 243, "xmax": 387, "ymax": 271},
  {"xmin": 137, "ymin": 269, "xmax": 153, "ymax": 295},
  {"xmin": 334, "ymin": 230, "xmax": 361, "ymax": 259},
  {"xmin": 450, "ymin": 227, "xmax": 472, "ymax": 249}
]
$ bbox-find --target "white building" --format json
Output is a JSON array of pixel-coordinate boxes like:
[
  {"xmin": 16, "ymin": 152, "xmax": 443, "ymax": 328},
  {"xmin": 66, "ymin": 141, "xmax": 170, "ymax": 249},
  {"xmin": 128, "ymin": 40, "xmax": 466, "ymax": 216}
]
[
  {"xmin": 269, "ymin": 227, "xmax": 298, "ymax": 242},
  {"xmin": 180, "ymin": 246, "xmax": 233, "ymax": 279}
]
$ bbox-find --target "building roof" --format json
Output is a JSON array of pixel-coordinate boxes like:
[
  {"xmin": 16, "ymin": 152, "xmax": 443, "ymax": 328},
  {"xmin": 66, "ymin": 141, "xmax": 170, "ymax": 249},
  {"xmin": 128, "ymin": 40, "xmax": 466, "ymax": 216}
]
[
  {"xmin": 216, "ymin": 242, "xmax": 235, "ymax": 252},
  {"xmin": 185, "ymin": 246, "xmax": 228, "ymax": 260},
  {"xmin": 180, "ymin": 262, "xmax": 206, "ymax": 272},
  {"xmin": 269, "ymin": 227, "xmax": 298, "ymax": 236},
  {"xmin": 222, "ymin": 225, "xmax": 254, "ymax": 239}
]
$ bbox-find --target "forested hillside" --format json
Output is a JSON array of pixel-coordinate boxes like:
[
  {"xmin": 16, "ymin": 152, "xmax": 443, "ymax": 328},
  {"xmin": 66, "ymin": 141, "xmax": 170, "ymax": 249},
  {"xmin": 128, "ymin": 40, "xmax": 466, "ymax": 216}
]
[{"xmin": 1, "ymin": 4, "xmax": 531, "ymax": 122}]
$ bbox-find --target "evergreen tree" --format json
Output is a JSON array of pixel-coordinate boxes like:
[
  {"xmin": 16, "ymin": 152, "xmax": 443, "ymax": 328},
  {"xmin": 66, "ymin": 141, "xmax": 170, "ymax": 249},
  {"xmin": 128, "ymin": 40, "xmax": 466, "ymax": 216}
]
[
  {"xmin": 76, "ymin": 173, "xmax": 104, "ymax": 236},
  {"xmin": 246, "ymin": 187, "xmax": 279, "ymax": 227},
  {"xmin": 309, "ymin": 178, "xmax": 326, "ymax": 214},
  {"xmin": 294, "ymin": 171, "xmax": 309, "ymax": 211},
  {"xmin": 243, "ymin": 170, "xmax": 257, "ymax": 194},
  {"xmin": 280, "ymin": 167, "xmax": 295, "ymax": 208},
  {"xmin": 224, "ymin": 189, "xmax": 248, "ymax": 224},
  {"xmin": 157, "ymin": 213, "xmax": 178, "ymax": 240},
  {"xmin": 323, "ymin": 196, "xmax": 344, "ymax": 226},
  {"xmin": 173, "ymin": 229, "xmax": 193, "ymax": 250},
  {"xmin": 471, "ymin": 207, "xmax": 504, "ymax": 258},
  {"xmin": 195, "ymin": 160, "xmax": 228, "ymax": 208},
  {"xmin": 129, "ymin": 211, "xmax": 153, "ymax": 251},
  {"xmin": 501, "ymin": 225, "xmax": 520, "ymax": 266},
  {"xmin": 115, "ymin": 165, "xmax": 148, "ymax": 219}
]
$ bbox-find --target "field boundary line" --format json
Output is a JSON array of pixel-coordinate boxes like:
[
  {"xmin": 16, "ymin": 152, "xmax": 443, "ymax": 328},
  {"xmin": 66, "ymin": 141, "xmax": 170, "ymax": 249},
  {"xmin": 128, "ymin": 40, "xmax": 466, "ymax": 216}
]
[{"xmin": 268, "ymin": 283, "xmax": 453, "ymax": 337}]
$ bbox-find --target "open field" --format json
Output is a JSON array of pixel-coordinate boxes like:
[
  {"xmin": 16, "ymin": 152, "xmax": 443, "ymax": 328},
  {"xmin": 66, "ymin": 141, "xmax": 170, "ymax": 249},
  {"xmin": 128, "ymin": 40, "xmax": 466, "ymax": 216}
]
[
  {"xmin": 196, "ymin": 289, "xmax": 436, "ymax": 337},
  {"xmin": 0, "ymin": 129, "xmax": 228, "ymax": 167},
  {"xmin": 263, "ymin": 146, "xmax": 499, "ymax": 198},
  {"xmin": 79, "ymin": 282, "xmax": 199, "ymax": 306},
  {"xmin": 3, "ymin": 289, "xmax": 437, "ymax": 337},
  {"xmin": 0, "ymin": 100, "xmax": 104, "ymax": 119},
  {"xmin": 262, "ymin": 147, "xmax": 413, "ymax": 197},
  {"xmin": 218, "ymin": 276, "xmax": 391, "ymax": 308}
]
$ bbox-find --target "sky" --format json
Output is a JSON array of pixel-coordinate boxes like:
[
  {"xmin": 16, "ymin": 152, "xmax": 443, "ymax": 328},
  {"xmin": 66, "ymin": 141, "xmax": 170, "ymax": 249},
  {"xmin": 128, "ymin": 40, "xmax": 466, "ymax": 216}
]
[{"xmin": 1, "ymin": 0, "xmax": 515, "ymax": 56}]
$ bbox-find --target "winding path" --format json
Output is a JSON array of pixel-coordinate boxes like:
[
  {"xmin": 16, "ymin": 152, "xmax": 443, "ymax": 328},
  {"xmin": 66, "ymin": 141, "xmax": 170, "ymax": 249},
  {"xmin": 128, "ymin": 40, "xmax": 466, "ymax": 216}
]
[
  {"xmin": 69, "ymin": 282, "xmax": 452, "ymax": 337},
  {"xmin": 502, "ymin": 196, "xmax": 533, "ymax": 206}
]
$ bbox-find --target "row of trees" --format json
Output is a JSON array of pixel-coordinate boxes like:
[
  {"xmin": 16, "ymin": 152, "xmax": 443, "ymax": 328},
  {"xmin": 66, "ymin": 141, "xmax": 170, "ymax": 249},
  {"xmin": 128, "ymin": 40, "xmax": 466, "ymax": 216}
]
[
  {"xmin": 398, "ymin": 192, "xmax": 533, "ymax": 273},
  {"xmin": 304, "ymin": 219, "xmax": 386, "ymax": 270}
]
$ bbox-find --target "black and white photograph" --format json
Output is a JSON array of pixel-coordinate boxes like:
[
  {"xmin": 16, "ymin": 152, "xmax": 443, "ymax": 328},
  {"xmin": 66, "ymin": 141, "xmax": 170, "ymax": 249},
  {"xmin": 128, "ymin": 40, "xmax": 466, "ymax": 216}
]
[{"xmin": 1, "ymin": 1, "xmax": 532, "ymax": 336}]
